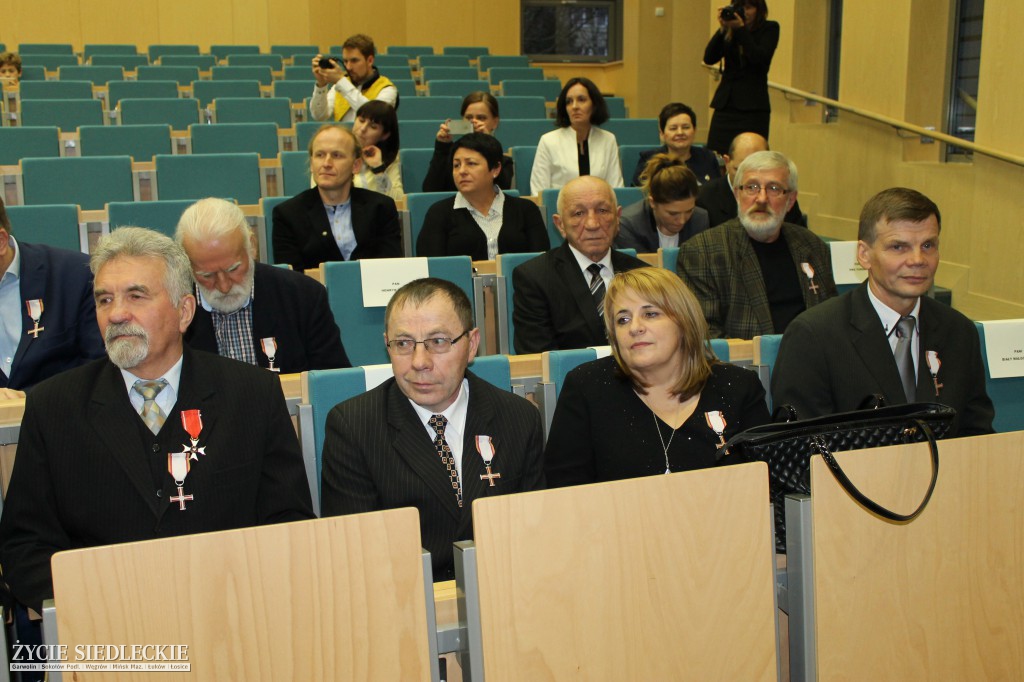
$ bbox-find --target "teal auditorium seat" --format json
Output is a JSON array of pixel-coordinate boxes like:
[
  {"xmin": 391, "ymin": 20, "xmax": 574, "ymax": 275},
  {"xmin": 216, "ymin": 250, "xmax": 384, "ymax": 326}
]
[
  {"xmin": 0, "ymin": 127, "xmax": 60, "ymax": 166},
  {"xmin": 159, "ymin": 55, "xmax": 216, "ymax": 70},
  {"xmin": 373, "ymin": 55, "xmax": 413, "ymax": 69},
  {"xmin": 57, "ymin": 65, "xmax": 124, "ymax": 85},
  {"xmin": 495, "ymin": 119, "xmax": 554, "ymax": 148},
  {"xmin": 297, "ymin": 120, "xmax": 353, "ymax": 151},
  {"xmin": 211, "ymin": 44, "xmax": 260, "ymax": 60},
  {"xmin": 78, "ymin": 124, "xmax": 172, "ymax": 162},
  {"xmin": 975, "ymin": 322, "xmax": 1024, "ymax": 433},
  {"xmin": 478, "ymin": 55, "xmax": 531, "ymax": 72},
  {"xmin": 148, "ymin": 45, "xmax": 200, "ymax": 61},
  {"xmin": 660, "ymin": 246, "xmax": 679, "ymax": 270},
  {"xmin": 397, "ymin": 96, "xmax": 462, "ymax": 121},
  {"xmin": 270, "ymin": 45, "xmax": 319, "ymax": 59},
  {"xmin": 420, "ymin": 67, "xmax": 478, "ymax": 82},
  {"xmin": 406, "ymin": 191, "xmax": 456, "ymax": 255},
  {"xmin": 392, "ymin": 79, "xmax": 417, "ymax": 98},
  {"xmin": 400, "ymin": 120, "xmax": 445, "ymax": 149},
  {"xmin": 22, "ymin": 156, "xmax": 134, "ymax": 210},
  {"xmin": 155, "ymin": 152, "xmax": 261, "ymax": 204},
  {"xmin": 108, "ymin": 199, "xmax": 197, "ymax": 239},
  {"xmin": 119, "ymin": 98, "xmax": 201, "ymax": 130},
  {"xmin": 614, "ymin": 187, "xmax": 644, "ymax": 209},
  {"xmin": 418, "ymin": 55, "xmax": 471, "ymax": 68},
  {"xmin": 283, "ymin": 65, "xmax": 317, "ymax": 81},
  {"xmin": 260, "ymin": 196, "xmax": 290, "ymax": 264},
  {"xmin": 496, "ymin": 251, "xmax": 544, "ymax": 355},
  {"xmin": 510, "ymin": 146, "xmax": 536, "ymax": 196},
  {"xmin": 489, "ymin": 67, "xmax": 545, "ymax": 87},
  {"xmin": 137, "ymin": 65, "xmax": 199, "ymax": 86},
  {"xmin": 17, "ymin": 66, "xmax": 46, "ymax": 82},
  {"xmin": 619, "ymin": 144, "xmax": 649, "ymax": 186},
  {"xmin": 500, "ymin": 80, "xmax": 560, "ymax": 99},
  {"xmin": 20, "ymin": 96, "xmax": 103, "ymax": 130},
  {"xmin": 604, "ymin": 119, "xmax": 661, "ymax": 146},
  {"xmin": 19, "ymin": 43, "xmax": 74, "ymax": 55},
  {"xmin": 5, "ymin": 204, "xmax": 81, "ymax": 252},
  {"xmin": 303, "ymin": 354, "xmax": 512, "ymax": 509},
  {"xmin": 443, "ymin": 47, "xmax": 490, "ymax": 59},
  {"xmin": 280, "ymin": 150, "xmax": 311, "ymax": 197},
  {"xmin": 273, "ymin": 80, "xmax": 313, "ymax": 104},
  {"xmin": 107, "ymin": 80, "xmax": 178, "ymax": 107},
  {"xmin": 91, "ymin": 55, "xmax": 150, "ymax": 69},
  {"xmin": 400, "ymin": 148, "xmax": 435, "ymax": 196},
  {"xmin": 19, "ymin": 81, "xmax": 93, "ymax": 100},
  {"xmin": 379, "ymin": 65, "xmax": 414, "ymax": 81},
  {"xmin": 753, "ymin": 334, "xmax": 784, "ymax": 411},
  {"xmin": 213, "ymin": 96, "xmax": 291, "ymax": 128},
  {"xmin": 84, "ymin": 44, "xmax": 138, "ymax": 59},
  {"xmin": 211, "ymin": 65, "xmax": 273, "ymax": 86},
  {"xmin": 605, "ymin": 97, "xmax": 627, "ymax": 119},
  {"xmin": 19, "ymin": 54, "xmax": 78, "ymax": 70},
  {"xmin": 427, "ymin": 80, "xmax": 489, "ymax": 98},
  {"xmin": 322, "ymin": 256, "xmax": 474, "ymax": 366},
  {"xmin": 228, "ymin": 54, "xmax": 284, "ymax": 70},
  {"xmin": 495, "ymin": 96, "xmax": 546, "ymax": 119},
  {"xmin": 189, "ymin": 122, "xmax": 280, "ymax": 158},
  {"xmin": 191, "ymin": 80, "xmax": 261, "ymax": 107},
  {"xmin": 385, "ymin": 46, "xmax": 434, "ymax": 59}
]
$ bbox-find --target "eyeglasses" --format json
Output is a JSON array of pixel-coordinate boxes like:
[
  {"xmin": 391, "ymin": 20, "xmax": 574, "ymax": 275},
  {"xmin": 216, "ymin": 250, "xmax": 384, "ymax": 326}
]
[
  {"xmin": 385, "ymin": 330, "xmax": 470, "ymax": 355},
  {"xmin": 737, "ymin": 182, "xmax": 790, "ymax": 198}
]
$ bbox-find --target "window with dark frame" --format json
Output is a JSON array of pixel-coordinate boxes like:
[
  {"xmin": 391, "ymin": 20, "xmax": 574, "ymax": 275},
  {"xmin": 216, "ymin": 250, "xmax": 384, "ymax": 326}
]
[
  {"xmin": 521, "ymin": 0, "xmax": 623, "ymax": 63},
  {"xmin": 824, "ymin": 0, "xmax": 843, "ymax": 123},
  {"xmin": 946, "ymin": 0, "xmax": 983, "ymax": 160}
]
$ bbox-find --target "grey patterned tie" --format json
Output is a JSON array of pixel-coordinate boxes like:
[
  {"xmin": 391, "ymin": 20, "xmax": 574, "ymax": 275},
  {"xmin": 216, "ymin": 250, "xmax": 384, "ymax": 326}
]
[
  {"xmin": 587, "ymin": 263, "xmax": 605, "ymax": 317},
  {"xmin": 894, "ymin": 316, "xmax": 917, "ymax": 402},
  {"xmin": 428, "ymin": 414, "xmax": 463, "ymax": 508},
  {"xmin": 133, "ymin": 379, "xmax": 168, "ymax": 435}
]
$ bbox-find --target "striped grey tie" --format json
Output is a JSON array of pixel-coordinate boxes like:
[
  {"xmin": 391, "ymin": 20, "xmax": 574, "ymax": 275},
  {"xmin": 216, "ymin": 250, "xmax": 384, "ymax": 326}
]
[
  {"xmin": 587, "ymin": 263, "xmax": 605, "ymax": 317},
  {"xmin": 894, "ymin": 316, "xmax": 916, "ymax": 401},
  {"xmin": 133, "ymin": 379, "xmax": 168, "ymax": 435}
]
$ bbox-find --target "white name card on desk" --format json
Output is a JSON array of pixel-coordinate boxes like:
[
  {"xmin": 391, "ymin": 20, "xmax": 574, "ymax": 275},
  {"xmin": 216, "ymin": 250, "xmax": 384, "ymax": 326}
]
[
  {"xmin": 829, "ymin": 241, "xmax": 868, "ymax": 284},
  {"xmin": 980, "ymin": 320, "xmax": 1024, "ymax": 378},
  {"xmin": 359, "ymin": 258, "xmax": 429, "ymax": 307}
]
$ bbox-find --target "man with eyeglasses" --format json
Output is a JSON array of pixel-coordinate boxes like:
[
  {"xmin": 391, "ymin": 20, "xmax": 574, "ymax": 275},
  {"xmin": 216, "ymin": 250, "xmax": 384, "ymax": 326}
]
[
  {"xmin": 320, "ymin": 278, "xmax": 545, "ymax": 580},
  {"xmin": 678, "ymin": 150, "xmax": 835, "ymax": 339}
]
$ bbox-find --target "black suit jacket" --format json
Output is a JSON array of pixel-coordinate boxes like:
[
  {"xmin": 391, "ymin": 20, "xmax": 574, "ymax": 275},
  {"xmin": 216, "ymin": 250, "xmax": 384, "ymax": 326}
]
[
  {"xmin": 2, "ymin": 240, "xmax": 105, "ymax": 391},
  {"xmin": 512, "ymin": 242, "xmax": 650, "ymax": 353},
  {"xmin": 771, "ymin": 283, "xmax": 995, "ymax": 436},
  {"xmin": 697, "ymin": 175, "xmax": 806, "ymax": 228},
  {"xmin": 184, "ymin": 262, "xmax": 350, "ymax": 373},
  {"xmin": 320, "ymin": 371, "xmax": 545, "ymax": 579},
  {"xmin": 422, "ymin": 138, "xmax": 515, "ymax": 193},
  {"xmin": 416, "ymin": 194, "xmax": 549, "ymax": 260},
  {"xmin": 0, "ymin": 348, "xmax": 314, "ymax": 609},
  {"xmin": 271, "ymin": 186, "xmax": 402, "ymax": 271},
  {"xmin": 704, "ymin": 21, "xmax": 780, "ymax": 112}
]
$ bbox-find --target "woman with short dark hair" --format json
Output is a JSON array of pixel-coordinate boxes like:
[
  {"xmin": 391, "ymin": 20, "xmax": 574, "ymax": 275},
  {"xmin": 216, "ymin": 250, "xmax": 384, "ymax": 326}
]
[
  {"xmin": 630, "ymin": 102, "xmax": 721, "ymax": 186},
  {"xmin": 352, "ymin": 100, "xmax": 404, "ymax": 200},
  {"xmin": 530, "ymin": 77, "xmax": 623, "ymax": 195},
  {"xmin": 422, "ymin": 91, "xmax": 515, "ymax": 192}
]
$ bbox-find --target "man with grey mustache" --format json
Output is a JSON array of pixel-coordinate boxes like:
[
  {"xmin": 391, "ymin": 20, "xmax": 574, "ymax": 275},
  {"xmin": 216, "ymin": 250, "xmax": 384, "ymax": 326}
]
[{"xmin": 0, "ymin": 227, "xmax": 314, "ymax": 613}]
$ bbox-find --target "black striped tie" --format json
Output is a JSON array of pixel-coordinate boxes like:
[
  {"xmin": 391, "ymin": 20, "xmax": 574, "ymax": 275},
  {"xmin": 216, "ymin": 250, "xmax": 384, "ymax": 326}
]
[{"xmin": 588, "ymin": 263, "xmax": 605, "ymax": 317}]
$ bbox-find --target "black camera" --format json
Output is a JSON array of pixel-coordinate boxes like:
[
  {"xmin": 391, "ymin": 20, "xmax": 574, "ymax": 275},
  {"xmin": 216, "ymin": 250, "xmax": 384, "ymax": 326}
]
[
  {"xmin": 318, "ymin": 56, "xmax": 343, "ymax": 70},
  {"xmin": 720, "ymin": 3, "xmax": 744, "ymax": 20}
]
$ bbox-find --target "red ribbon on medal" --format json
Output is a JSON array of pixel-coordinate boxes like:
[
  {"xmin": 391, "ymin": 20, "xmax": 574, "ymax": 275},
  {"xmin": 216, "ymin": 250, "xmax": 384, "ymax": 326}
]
[{"xmin": 179, "ymin": 409, "xmax": 206, "ymax": 460}]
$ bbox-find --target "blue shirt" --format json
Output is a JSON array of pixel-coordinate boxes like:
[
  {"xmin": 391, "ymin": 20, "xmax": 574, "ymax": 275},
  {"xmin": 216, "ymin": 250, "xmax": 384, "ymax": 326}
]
[
  {"xmin": 0, "ymin": 236, "xmax": 25, "ymax": 377},
  {"xmin": 325, "ymin": 200, "xmax": 356, "ymax": 260}
]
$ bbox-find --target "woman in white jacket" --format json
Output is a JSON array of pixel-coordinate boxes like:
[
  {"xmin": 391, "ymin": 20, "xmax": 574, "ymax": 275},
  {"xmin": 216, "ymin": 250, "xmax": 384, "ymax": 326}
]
[{"xmin": 530, "ymin": 77, "xmax": 624, "ymax": 195}]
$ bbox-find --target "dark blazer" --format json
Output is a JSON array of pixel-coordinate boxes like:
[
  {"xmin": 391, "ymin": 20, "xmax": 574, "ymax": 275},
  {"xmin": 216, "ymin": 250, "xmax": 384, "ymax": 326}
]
[
  {"xmin": 422, "ymin": 138, "xmax": 515, "ymax": 193},
  {"xmin": 512, "ymin": 242, "xmax": 650, "ymax": 353},
  {"xmin": 615, "ymin": 199, "xmax": 711, "ymax": 252},
  {"xmin": 771, "ymin": 283, "xmax": 995, "ymax": 437},
  {"xmin": 271, "ymin": 186, "xmax": 402, "ymax": 271},
  {"xmin": 677, "ymin": 219, "xmax": 836, "ymax": 339},
  {"xmin": 320, "ymin": 371, "xmax": 545, "ymax": 580},
  {"xmin": 629, "ymin": 145, "xmax": 721, "ymax": 187},
  {"xmin": 185, "ymin": 262, "xmax": 350, "ymax": 373},
  {"xmin": 416, "ymin": 193, "xmax": 549, "ymax": 260},
  {"xmin": 546, "ymin": 358, "xmax": 769, "ymax": 487},
  {"xmin": 2, "ymin": 240, "xmax": 105, "ymax": 391},
  {"xmin": 703, "ymin": 21, "xmax": 780, "ymax": 112},
  {"xmin": 697, "ymin": 175, "xmax": 806, "ymax": 228},
  {"xmin": 0, "ymin": 348, "xmax": 314, "ymax": 609}
]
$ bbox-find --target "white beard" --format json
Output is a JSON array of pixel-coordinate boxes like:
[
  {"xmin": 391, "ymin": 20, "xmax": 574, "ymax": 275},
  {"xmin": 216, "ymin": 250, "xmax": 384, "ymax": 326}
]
[
  {"xmin": 197, "ymin": 262, "xmax": 255, "ymax": 313},
  {"xmin": 105, "ymin": 322, "xmax": 149, "ymax": 369}
]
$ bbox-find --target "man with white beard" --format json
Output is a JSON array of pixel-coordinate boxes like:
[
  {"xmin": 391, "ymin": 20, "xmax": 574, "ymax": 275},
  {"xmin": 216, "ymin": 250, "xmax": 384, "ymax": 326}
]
[
  {"xmin": 677, "ymin": 150, "xmax": 836, "ymax": 339},
  {"xmin": 177, "ymin": 198, "xmax": 350, "ymax": 373},
  {"xmin": 0, "ymin": 227, "xmax": 314, "ymax": 612}
]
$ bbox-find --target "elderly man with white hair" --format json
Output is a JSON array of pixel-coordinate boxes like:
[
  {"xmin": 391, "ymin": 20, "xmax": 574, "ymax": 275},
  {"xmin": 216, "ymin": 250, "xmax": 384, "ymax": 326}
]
[
  {"xmin": 177, "ymin": 198, "xmax": 350, "ymax": 373},
  {"xmin": 677, "ymin": 150, "xmax": 836, "ymax": 339}
]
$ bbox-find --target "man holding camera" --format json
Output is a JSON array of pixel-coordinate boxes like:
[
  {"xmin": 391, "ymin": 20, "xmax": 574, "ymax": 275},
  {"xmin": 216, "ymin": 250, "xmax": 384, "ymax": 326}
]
[{"xmin": 309, "ymin": 33, "xmax": 398, "ymax": 122}]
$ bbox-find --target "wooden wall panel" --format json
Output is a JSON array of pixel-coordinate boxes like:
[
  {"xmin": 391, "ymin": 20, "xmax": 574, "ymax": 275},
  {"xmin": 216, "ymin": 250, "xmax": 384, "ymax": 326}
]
[
  {"xmin": 79, "ymin": 0, "xmax": 158, "ymax": 47},
  {"xmin": 838, "ymin": 0, "xmax": 911, "ymax": 117}
]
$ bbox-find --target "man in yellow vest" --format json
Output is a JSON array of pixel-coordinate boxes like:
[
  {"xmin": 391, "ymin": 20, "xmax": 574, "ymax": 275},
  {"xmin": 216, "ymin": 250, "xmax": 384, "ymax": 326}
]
[{"xmin": 310, "ymin": 34, "xmax": 398, "ymax": 123}]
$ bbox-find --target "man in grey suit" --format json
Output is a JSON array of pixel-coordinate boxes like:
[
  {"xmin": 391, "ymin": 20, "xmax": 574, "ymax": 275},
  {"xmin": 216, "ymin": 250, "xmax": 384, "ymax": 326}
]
[
  {"xmin": 513, "ymin": 176, "xmax": 649, "ymax": 353},
  {"xmin": 320, "ymin": 278, "xmax": 545, "ymax": 580},
  {"xmin": 772, "ymin": 187, "xmax": 994, "ymax": 436}
]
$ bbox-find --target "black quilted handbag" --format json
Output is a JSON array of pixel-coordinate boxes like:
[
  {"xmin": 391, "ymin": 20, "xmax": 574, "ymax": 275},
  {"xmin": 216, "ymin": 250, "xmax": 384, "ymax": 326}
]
[{"xmin": 719, "ymin": 402, "xmax": 956, "ymax": 552}]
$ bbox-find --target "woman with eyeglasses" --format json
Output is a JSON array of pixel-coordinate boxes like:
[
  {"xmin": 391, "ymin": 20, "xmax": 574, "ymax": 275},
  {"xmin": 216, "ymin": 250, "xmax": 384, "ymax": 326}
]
[
  {"xmin": 530, "ymin": 77, "xmax": 624, "ymax": 195},
  {"xmin": 544, "ymin": 267, "xmax": 769, "ymax": 488},
  {"xmin": 702, "ymin": 0, "xmax": 780, "ymax": 155},
  {"xmin": 422, "ymin": 92, "xmax": 515, "ymax": 192},
  {"xmin": 417, "ymin": 133, "xmax": 549, "ymax": 260}
]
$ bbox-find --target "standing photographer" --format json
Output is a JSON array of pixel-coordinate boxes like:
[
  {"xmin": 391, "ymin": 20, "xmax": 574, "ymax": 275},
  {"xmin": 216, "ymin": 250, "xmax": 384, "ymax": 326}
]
[{"xmin": 703, "ymin": 1, "xmax": 779, "ymax": 155}]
